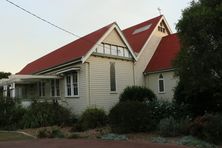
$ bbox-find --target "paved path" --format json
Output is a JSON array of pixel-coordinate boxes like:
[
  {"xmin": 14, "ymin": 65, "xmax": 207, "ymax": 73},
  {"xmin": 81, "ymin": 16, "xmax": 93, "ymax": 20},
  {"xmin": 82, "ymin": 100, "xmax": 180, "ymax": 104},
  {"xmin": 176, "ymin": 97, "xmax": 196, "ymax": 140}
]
[{"xmin": 0, "ymin": 139, "xmax": 190, "ymax": 148}]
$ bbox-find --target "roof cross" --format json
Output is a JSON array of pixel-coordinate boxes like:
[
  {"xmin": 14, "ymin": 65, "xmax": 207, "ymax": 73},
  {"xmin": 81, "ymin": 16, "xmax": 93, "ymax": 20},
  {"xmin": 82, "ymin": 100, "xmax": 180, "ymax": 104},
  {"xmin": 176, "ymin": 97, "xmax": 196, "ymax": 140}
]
[{"xmin": 158, "ymin": 7, "xmax": 162, "ymax": 15}]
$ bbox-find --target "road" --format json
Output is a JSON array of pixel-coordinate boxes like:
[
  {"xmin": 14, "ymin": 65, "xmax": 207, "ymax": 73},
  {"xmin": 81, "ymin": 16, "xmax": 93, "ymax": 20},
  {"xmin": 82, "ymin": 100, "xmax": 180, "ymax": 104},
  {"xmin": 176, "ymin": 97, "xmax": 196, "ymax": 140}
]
[{"xmin": 0, "ymin": 139, "xmax": 190, "ymax": 148}]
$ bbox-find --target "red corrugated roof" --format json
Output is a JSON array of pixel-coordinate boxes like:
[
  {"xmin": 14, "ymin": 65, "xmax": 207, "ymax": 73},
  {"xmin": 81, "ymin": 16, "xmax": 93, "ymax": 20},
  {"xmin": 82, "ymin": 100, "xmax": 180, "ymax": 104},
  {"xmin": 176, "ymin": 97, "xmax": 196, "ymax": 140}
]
[
  {"xmin": 144, "ymin": 33, "xmax": 180, "ymax": 73},
  {"xmin": 123, "ymin": 15, "xmax": 162, "ymax": 53},
  {"xmin": 18, "ymin": 23, "xmax": 114, "ymax": 74}
]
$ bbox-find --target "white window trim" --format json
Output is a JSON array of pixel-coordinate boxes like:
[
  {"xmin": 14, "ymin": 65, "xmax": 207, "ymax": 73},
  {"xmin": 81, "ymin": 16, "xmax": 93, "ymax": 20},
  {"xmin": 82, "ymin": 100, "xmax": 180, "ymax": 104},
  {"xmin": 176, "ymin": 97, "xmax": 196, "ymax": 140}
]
[
  {"xmin": 65, "ymin": 72, "xmax": 79, "ymax": 98},
  {"xmin": 158, "ymin": 74, "xmax": 165, "ymax": 94},
  {"xmin": 38, "ymin": 81, "xmax": 45, "ymax": 97},
  {"xmin": 50, "ymin": 79, "xmax": 60, "ymax": 97}
]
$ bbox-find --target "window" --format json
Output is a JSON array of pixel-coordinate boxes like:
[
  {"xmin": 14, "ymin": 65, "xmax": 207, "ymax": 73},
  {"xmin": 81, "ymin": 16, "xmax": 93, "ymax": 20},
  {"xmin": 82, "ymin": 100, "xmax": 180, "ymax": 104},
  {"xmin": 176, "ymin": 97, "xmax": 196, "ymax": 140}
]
[
  {"xmin": 38, "ymin": 81, "xmax": 45, "ymax": 97},
  {"xmin": 51, "ymin": 79, "xmax": 60, "ymax": 97},
  {"xmin": 65, "ymin": 72, "xmax": 79, "ymax": 97},
  {"xmin": 97, "ymin": 44, "xmax": 104, "ymax": 53},
  {"xmin": 124, "ymin": 48, "xmax": 129, "ymax": 57},
  {"xmin": 73, "ymin": 72, "xmax": 78, "ymax": 96},
  {"xmin": 111, "ymin": 45, "xmax": 117, "ymax": 56},
  {"xmin": 158, "ymin": 74, "xmax": 165, "ymax": 93},
  {"xmin": 117, "ymin": 47, "xmax": 124, "ymax": 56},
  {"xmin": 110, "ymin": 62, "xmax": 116, "ymax": 92},
  {"xmin": 104, "ymin": 44, "xmax": 111, "ymax": 54}
]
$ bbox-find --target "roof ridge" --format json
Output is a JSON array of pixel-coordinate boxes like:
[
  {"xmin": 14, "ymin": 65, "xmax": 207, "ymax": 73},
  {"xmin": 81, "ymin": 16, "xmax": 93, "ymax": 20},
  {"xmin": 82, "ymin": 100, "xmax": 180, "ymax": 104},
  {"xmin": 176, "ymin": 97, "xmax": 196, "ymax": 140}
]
[{"xmin": 123, "ymin": 15, "xmax": 163, "ymax": 31}]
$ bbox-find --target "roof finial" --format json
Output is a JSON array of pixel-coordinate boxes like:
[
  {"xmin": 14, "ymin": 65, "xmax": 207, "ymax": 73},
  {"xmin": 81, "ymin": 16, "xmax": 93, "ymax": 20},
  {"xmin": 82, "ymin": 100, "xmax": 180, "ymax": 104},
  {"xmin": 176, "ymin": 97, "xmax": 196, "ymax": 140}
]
[{"xmin": 157, "ymin": 7, "xmax": 162, "ymax": 15}]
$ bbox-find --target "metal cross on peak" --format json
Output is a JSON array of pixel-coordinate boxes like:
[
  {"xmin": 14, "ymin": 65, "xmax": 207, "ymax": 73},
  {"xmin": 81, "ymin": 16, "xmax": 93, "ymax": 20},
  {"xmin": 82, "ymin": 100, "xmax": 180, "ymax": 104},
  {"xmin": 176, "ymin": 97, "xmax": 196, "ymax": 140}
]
[{"xmin": 158, "ymin": 7, "xmax": 162, "ymax": 15}]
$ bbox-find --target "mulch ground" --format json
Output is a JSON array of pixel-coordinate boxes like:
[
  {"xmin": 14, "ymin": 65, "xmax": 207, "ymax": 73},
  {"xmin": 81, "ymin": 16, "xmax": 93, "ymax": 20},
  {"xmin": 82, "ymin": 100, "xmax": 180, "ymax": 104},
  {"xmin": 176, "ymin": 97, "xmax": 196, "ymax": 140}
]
[{"xmin": 0, "ymin": 139, "xmax": 190, "ymax": 148}]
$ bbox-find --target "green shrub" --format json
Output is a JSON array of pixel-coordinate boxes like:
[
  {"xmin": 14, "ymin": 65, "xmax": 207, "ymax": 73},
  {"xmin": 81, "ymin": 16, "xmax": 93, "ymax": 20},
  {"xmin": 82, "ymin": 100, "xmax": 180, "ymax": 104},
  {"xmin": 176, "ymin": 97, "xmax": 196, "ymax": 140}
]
[
  {"xmin": 158, "ymin": 116, "xmax": 191, "ymax": 137},
  {"xmin": 147, "ymin": 100, "xmax": 191, "ymax": 128},
  {"xmin": 22, "ymin": 101, "xmax": 73, "ymax": 128},
  {"xmin": 178, "ymin": 136, "xmax": 217, "ymax": 148},
  {"xmin": 109, "ymin": 101, "xmax": 154, "ymax": 133},
  {"xmin": 37, "ymin": 127, "xmax": 64, "ymax": 138},
  {"xmin": 78, "ymin": 107, "xmax": 107, "ymax": 131},
  {"xmin": 50, "ymin": 128, "xmax": 65, "ymax": 138},
  {"xmin": 147, "ymin": 100, "xmax": 173, "ymax": 125},
  {"xmin": 119, "ymin": 86, "xmax": 156, "ymax": 102},
  {"xmin": 0, "ymin": 97, "xmax": 26, "ymax": 130},
  {"xmin": 68, "ymin": 133, "xmax": 81, "ymax": 139},
  {"xmin": 159, "ymin": 116, "xmax": 180, "ymax": 137},
  {"xmin": 190, "ymin": 114, "xmax": 222, "ymax": 144},
  {"xmin": 37, "ymin": 128, "xmax": 50, "ymax": 138}
]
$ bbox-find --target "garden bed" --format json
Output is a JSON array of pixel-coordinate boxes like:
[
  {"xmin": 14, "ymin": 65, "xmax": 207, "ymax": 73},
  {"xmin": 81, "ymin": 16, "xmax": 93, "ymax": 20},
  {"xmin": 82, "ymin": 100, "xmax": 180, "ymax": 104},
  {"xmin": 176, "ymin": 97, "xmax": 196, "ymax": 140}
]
[{"xmin": 0, "ymin": 131, "xmax": 34, "ymax": 141}]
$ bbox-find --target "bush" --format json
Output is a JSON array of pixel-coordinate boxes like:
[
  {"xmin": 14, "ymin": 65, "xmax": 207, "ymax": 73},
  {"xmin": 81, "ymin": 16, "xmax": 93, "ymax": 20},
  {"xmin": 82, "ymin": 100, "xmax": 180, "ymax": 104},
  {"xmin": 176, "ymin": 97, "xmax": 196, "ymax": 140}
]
[
  {"xmin": 22, "ymin": 101, "xmax": 74, "ymax": 128},
  {"xmin": 119, "ymin": 86, "xmax": 156, "ymax": 102},
  {"xmin": 159, "ymin": 116, "xmax": 179, "ymax": 137},
  {"xmin": 78, "ymin": 107, "xmax": 107, "ymax": 131},
  {"xmin": 178, "ymin": 136, "xmax": 217, "ymax": 148},
  {"xmin": 190, "ymin": 114, "xmax": 222, "ymax": 144},
  {"xmin": 147, "ymin": 100, "xmax": 173, "ymax": 125},
  {"xmin": 147, "ymin": 100, "xmax": 191, "ymax": 127},
  {"xmin": 37, "ymin": 128, "xmax": 51, "ymax": 138},
  {"xmin": 37, "ymin": 127, "xmax": 64, "ymax": 138},
  {"xmin": 159, "ymin": 116, "xmax": 191, "ymax": 137},
  {"xmin": 0, "ymin": 97, "xmax": 26, "ymax": 130},
  {"xmin": 109, "ymin": 101, "xmax": 154, "ymax": 133}
]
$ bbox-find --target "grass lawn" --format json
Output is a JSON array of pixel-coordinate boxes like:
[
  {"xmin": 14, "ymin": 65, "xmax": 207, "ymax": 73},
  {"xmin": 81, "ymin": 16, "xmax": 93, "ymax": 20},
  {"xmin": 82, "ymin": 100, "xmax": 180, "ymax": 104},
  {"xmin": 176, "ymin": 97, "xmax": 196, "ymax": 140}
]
[{"xmin": 0, "ymin": 131, "xmax": 34, "ymax": 141}]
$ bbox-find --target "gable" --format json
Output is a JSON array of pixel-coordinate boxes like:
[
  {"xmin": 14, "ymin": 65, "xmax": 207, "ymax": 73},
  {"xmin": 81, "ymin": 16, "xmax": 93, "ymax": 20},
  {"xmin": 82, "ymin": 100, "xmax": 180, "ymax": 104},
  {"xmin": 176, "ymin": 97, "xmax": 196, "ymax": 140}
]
[
  {"xmin": 156, "ymin": 20, "xmax": 171, "ymax": 35},
  {"xmin": 83, "ymin": 24, "xmax": 137, "ymax": 62},
  {"xmin": 103, "ymin": 29, "xmax": 126, "ymax": 47}
]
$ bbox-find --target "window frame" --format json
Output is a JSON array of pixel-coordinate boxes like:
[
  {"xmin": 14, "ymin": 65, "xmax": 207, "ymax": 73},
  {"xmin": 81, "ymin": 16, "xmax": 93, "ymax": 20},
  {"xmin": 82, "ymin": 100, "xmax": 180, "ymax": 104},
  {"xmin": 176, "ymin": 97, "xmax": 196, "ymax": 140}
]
[
  {"xmin": 38, "ymin": 81, "xmax": 45, "ymax": 97},
  {"xmin": 65, "ymin": 71, "xmax": 79, "ymax": 98},
  {"xmin": 110, "ymin": 62, "xmax": 117, "ymax": 92},
  {"xmin": 50, "ymin": 79, "xmax": 60, "ymax": 97},
  {"xmin": 158, "ymin": 74, "xmax": 165, "ymax": 93}
]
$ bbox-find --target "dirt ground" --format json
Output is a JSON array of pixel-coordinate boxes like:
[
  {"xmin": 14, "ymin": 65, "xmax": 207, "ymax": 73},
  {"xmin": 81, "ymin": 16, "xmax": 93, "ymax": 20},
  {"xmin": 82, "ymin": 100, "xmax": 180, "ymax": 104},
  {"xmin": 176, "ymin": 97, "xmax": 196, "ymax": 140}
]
[{"xmin": 0, "ymin": 139, "xmax": 190, "ymax": 148}]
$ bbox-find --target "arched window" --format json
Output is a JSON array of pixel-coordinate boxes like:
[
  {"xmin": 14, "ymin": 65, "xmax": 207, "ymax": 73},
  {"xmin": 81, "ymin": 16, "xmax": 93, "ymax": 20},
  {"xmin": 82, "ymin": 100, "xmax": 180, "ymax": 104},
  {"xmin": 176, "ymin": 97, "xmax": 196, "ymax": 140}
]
[
  {"xmin": 158, "ymin": 74, "xmax": 165, "ymax": 93},
  {"xmin": 110, "ymin": 62, "xmax": 116, "ymax": 92}
]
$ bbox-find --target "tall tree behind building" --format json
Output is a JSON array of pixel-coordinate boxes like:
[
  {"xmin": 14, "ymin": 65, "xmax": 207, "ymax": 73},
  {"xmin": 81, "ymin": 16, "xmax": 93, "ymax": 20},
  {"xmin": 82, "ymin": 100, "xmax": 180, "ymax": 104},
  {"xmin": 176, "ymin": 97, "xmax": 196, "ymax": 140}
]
[{"xmin": 174, "ymin": 0, "xmax": 222, "ymax": 115}]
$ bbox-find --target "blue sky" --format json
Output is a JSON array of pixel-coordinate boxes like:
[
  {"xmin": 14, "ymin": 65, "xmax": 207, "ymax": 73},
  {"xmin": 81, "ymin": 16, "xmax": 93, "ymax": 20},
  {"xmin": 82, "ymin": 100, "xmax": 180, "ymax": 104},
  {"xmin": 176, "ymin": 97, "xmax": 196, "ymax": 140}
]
[{"xmin": 0, "ymin": 0, "xmax": 192, "ymax": 74}]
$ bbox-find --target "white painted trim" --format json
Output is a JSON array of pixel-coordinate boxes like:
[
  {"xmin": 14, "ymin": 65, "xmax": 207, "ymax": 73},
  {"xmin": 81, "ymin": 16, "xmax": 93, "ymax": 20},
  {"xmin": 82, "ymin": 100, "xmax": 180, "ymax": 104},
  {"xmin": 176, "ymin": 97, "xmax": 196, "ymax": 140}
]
[
  {"xmin": 50, "ymin": 79, "xmax": 61, "ymax": 97},
  {"xmin": 56, "ymin": 67, "xmax": 80, "ymax": 75},
  {"xmin": 36, "ymin": 59, "xmax": 81, "ymax": 75},
  {"xmin": 82, "ymin": 23, "xmax": 137, "ymax": 63},
  {"xmin": 64, "ymin": 71, "xmax": 79, "ymax": 98},
  {"xmin": 162, "ymin": 15, "xmax": 173, "ymax": 34},
  {"xmin": 0, "ymin": 75, "xmax": 60, "ymax": 86},
  {"xmin": 137, "ymin": 16, "xmax": 163, "ymax": 59}
]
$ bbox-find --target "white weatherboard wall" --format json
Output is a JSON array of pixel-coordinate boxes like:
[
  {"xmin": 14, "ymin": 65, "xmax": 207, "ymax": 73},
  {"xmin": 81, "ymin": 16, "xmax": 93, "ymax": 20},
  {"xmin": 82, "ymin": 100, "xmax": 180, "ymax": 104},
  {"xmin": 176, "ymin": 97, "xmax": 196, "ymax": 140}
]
[
  {"xmin": 45, "ymin": 63, "xmax": 89, "ymax": 115},
  {"xmin": 145, "ymin": 71, "xmax": 179, "ymax": 101},
  {"xmin": 86, "ymin": 56, "xmax": 134, "ymax": 112},
  {"xmin": 134, "ymin": 28, "xmax": 167, "ymax": 86}
]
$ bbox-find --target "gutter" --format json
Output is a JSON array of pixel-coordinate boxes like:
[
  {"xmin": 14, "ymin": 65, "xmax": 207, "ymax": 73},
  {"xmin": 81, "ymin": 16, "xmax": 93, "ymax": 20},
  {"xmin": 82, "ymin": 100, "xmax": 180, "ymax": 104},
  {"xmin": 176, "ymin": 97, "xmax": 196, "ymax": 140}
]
[
  {"xmin": 35, "ymin": 58, "xmax": 82, "ymax": 75},
  {"xmin": 143, "ymin": 68, "xmax": 175, "ymax": 75}
]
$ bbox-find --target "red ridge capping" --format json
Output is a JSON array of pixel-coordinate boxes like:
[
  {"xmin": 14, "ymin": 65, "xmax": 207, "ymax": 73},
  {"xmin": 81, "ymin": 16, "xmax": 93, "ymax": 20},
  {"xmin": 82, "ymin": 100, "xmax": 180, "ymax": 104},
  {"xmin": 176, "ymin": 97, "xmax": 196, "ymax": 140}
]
[
  {"xmin": 144, "ymin": 33, "xmax": 180, "ymax": 73},
  {"xmin": 18, "ymin": 23, "xmax": 114, "ymax": 74},
  {"xmin": 123, "ymin": 15, "xmax": 162, "ymax": 53}
]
